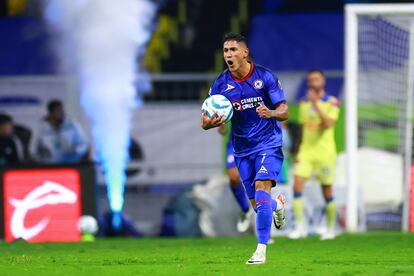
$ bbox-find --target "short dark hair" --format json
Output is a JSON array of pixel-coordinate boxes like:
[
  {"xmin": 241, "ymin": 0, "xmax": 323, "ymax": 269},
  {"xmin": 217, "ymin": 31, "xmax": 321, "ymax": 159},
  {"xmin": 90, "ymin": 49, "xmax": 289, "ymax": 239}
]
[
  {"xmin": 307, "ymin": 69, "xmax": 325, "ymax": 78},
  {"xmin": 47, "ymin": 99, "xmax": 63, "ymax": 113},
  {"xmin": 0, "ymin": 113, "xmax": 12, "ymax": 125},
  {"xmin": 222, "ymin": 32, "xmax": 248, "ymax": 47}
]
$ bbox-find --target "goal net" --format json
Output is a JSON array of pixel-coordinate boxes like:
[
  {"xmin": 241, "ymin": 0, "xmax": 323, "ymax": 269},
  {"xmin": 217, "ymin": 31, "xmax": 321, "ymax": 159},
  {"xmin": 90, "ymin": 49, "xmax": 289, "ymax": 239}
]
[{"xmin": 345, "ymin": 4, "xmax": 414, "ymax": 232}]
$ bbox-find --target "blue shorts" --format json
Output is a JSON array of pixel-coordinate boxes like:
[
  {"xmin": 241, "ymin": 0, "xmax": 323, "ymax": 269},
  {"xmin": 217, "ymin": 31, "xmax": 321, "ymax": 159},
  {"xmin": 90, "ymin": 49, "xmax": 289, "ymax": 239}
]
[
  {"xmin": 226, "ymin": 142, "xmax": 236, "ymax": 169},
  {"xmin": 235, "ymin": 147, "xmax": 284, "ymax": 199}
]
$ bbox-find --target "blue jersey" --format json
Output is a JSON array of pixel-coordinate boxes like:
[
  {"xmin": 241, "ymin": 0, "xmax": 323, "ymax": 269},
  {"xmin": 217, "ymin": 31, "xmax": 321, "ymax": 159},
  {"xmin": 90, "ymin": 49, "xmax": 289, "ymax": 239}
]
[{"xmin": 210, "ymin": 63, "xmax": 286, "ymax": 157}]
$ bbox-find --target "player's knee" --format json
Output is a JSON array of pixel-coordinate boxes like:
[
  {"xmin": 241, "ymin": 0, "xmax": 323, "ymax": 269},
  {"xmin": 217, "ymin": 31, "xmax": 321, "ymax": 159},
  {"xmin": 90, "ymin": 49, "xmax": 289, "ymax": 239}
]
[
  {"xmin": 254, "ymin": 180, "xmax": 272, "ymax": 192},
  {"xmin": 293, "ymin": 183, "xmax": 303, "ymax": 194},
  {"xmin": 322, "ymin": 185, "xmax": 333, "ymax": 198},
  {"xmin": 250, "ymin": 199, "xmax": 257, "ymax": 210},
  {"xmin": 230, "ymin": 180, "xmax": 239, "ymax": 189},
  {"xmin": 293, "ymin": 176, "xmax": 306, "ymax": 193}
]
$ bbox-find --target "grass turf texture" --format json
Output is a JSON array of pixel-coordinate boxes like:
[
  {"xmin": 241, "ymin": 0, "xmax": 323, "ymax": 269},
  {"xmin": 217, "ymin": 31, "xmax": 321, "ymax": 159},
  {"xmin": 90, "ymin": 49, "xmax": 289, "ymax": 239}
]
[{"xmin": 1, "ymin": 232, "xmax": 413, "ymax": 275}]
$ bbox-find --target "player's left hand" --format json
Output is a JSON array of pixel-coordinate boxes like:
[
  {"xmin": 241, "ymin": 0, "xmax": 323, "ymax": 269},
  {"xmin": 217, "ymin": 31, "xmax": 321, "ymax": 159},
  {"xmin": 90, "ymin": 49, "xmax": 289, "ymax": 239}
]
[{"xmin": 256, "ymin": 105, "xmax": 273, "ymax": 119}]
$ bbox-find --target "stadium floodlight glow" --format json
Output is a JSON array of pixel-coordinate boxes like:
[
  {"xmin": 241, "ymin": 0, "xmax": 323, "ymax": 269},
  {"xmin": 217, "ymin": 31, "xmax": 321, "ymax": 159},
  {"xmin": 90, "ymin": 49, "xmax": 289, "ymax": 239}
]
[{"xmin": 345, "ymin": 3, "xmax": 414, "ymax": 232}]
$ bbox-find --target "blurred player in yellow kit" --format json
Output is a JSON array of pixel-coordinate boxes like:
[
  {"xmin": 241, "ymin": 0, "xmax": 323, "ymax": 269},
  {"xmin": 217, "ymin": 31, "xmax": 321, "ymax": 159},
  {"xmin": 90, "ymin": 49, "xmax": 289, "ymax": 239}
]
[{"xmin": 289, "ymin": 70, "xmax": 339, "ymax": 240}]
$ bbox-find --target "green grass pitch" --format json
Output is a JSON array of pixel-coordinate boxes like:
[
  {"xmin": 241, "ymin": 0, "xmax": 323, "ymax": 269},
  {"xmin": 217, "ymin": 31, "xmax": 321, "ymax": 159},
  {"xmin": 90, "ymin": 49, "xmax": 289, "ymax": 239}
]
[{"xmin": 1, "ymin": 232, "xmax": 413, "ymax": 275}]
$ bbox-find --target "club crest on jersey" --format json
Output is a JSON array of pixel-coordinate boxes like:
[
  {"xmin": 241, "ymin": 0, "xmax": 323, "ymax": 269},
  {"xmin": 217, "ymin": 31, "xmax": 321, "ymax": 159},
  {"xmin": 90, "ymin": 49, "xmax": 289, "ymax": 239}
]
[{"xmin": 254, "ymin": 79, "xmax": 264, "ymax": 89}]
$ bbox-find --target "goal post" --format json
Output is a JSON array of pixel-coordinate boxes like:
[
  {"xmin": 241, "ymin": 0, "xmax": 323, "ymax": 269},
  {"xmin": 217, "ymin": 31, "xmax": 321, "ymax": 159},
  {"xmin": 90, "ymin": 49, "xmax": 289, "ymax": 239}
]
[{"xmin": 345, "ymin": 4, "xmax": 414, "ymax": 232}]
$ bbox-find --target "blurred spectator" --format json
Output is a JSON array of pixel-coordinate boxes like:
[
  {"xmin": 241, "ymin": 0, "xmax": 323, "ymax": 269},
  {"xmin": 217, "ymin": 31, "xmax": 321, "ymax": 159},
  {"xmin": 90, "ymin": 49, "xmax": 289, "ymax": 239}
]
[
  {"xmin": 6, "ymin": 0, "xmax": 26, "ymax": 16},
  {"xmin": 13, "ymin": 123, "xmax": 32, "ymax": 161},
  {"xmin": 24, "ymin": 0, "xmax": 43, "ymax": 17},
  {"xmin": 0, "ymin": 0, "xmax": 6, "ymax": 17},
  {"xmin": 0, "ymin": 0, "xmax": 41, "ymax": 17},
  {"xmin": 0, "ymin": 114, "xmax": 18, "ymax": 165},
  {"xmin": 32, "ymin": 99, "xmax": 89, "ymax": 164},
  {"xmin": 0, "ymin": 113, "xmax": 31, "ymax": 165}
]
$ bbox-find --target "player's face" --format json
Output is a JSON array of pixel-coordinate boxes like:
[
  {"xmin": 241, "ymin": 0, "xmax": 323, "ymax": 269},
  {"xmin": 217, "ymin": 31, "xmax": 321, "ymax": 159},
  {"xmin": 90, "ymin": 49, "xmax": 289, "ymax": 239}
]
[
  {"xmin": 223, "ymin": 40, "xmax": 249, "ymax": 72},
  {"xmin": 307, "ymin": 72, "xmax": 326, "ymax": 91}
]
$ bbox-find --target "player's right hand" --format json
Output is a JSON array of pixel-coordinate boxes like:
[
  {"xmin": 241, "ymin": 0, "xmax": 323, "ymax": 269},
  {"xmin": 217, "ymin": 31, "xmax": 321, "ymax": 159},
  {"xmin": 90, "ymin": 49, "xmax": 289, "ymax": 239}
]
[{"xmin": 201, "ymin": 111, "xmax": 225, "ymax": 130}]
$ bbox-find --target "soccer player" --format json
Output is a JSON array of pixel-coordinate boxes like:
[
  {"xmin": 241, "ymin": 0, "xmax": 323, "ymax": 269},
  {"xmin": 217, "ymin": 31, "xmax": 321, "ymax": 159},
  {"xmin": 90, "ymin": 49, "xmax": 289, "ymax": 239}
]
[
  {"xmin": 201, "ymin": 33, "xmax": 288, "ymax": 264},
  {"xmin": 289, "ymin": 70, "xmax": 340, "ymax": 240},
  {"xmin": 219, "ymin": 123, "xmax": 252, "ymax": 232}
]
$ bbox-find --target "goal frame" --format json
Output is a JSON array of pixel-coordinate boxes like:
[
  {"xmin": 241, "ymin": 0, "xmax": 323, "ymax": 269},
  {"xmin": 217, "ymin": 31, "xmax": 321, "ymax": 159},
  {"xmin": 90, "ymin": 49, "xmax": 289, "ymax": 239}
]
[{"xmin": 345, "ymin": 3, "xmax": 414, "ymax": 232}]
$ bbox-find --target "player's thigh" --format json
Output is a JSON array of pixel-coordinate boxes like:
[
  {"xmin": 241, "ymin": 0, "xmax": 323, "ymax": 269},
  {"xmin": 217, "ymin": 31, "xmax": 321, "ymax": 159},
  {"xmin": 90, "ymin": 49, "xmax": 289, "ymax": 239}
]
[
  {"xmin": 253, "ymin": 147, "xmax": 284, "ymax": 188},
  {"xmin": 316, "ymin": 159, "xmax": 336, "ymax": 186},
  {"xmin": 235, "ymin": 155, "xmax": 256, "ymax": 200},
  {"xmin": 255, "ymin": 180, "xmax": 273, "ymax": 194}
]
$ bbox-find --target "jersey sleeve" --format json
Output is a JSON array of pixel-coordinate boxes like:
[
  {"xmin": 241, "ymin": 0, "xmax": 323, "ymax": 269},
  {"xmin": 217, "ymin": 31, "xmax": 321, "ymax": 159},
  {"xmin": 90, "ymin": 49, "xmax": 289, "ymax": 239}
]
[
  {"xmin": 208, "ymin": 79, "xmax": 221, "ymax": 96},
  {"xmin": 267, "ymin": 73, "xmax": 286, "ymax": 105},
  {"xmin": 327, "ymin": 97, "xmax": 340, "ymax": 121}
]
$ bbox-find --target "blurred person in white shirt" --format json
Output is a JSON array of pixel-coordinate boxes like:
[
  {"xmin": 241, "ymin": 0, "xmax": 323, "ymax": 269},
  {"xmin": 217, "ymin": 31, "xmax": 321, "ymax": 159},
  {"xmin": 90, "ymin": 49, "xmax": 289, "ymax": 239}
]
[{"xmin": 32, "ymin": 99, "xmax": 89, "ymax": 164}]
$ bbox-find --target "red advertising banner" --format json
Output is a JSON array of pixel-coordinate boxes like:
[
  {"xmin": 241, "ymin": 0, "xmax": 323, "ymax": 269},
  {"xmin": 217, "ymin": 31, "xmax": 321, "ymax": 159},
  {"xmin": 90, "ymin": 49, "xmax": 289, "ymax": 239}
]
[{"xmin": 4, "ymin": 169, "xmax": 82, "ymax": 242}]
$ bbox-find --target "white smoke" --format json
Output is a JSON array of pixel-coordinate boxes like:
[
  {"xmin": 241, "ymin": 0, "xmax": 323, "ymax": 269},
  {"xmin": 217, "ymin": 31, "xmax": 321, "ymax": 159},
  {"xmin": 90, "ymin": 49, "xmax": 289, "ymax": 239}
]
[{"xmin": 44, "ymin": 0, "xmax": 156, "ymax": 212}]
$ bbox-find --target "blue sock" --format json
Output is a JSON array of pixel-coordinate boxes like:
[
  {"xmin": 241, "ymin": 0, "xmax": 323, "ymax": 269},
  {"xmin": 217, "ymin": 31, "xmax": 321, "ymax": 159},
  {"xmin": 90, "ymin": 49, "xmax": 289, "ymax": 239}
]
[
  {"xmin": 294, "ymin": 192, "xmax": 302, "ymax": 198},
  {"xmin": 325, "ymin": 196, "xmax": 334, "ymax": 204},
  {"xmin": 231, "ymin": 183, "xmax": 250, "ymax": 213},
  {"xmin": 255, "ymin": 190, "xmax": 273, "ymax": 245}
]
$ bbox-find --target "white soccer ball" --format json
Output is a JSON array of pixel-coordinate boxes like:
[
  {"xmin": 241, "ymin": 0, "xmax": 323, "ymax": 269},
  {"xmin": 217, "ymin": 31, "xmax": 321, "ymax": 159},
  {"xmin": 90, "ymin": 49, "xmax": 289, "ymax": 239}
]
[
  {"xmin": 201, "ymin": 94, "xmax": 233, "ymax": 122},
  {"xmin": 78, "ymin": 215, "xmax": 99, "ymax": 235}
]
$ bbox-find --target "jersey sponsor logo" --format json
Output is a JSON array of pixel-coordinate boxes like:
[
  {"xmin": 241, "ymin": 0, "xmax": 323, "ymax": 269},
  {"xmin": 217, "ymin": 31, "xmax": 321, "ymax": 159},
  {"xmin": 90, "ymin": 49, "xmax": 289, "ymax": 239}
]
[
  {"xmin": 224, "ymin": 84, "xmax": 235, "ymax": 92},
  {"xmin": 232, "ymin": 97, "xmax": 264, "ymax": 112},
  {"xmin": 258, "ymin": 165, "xmax": 268, "ymax": 174},
  {"xmin": 232, "ymin": 101, "xmax": 242, "ymax": 111},
  {"xmin": 254, "ymin": 79, "xmax": 264, "ymax": 89}
]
